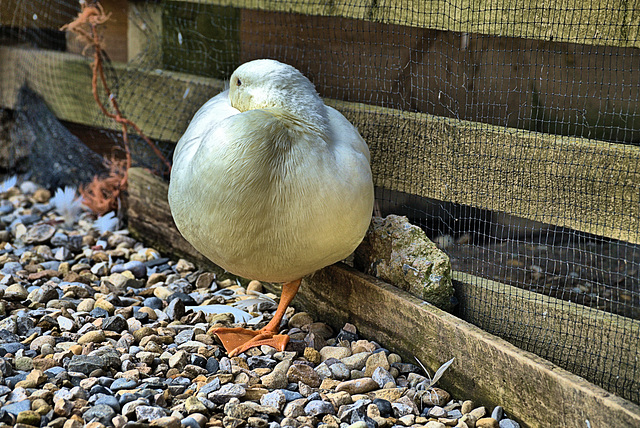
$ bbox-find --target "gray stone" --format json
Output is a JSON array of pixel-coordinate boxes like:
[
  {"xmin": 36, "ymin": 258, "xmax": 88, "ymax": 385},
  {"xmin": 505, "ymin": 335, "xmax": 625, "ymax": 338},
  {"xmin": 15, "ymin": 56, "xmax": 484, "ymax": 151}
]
[
  {"xmin": 103, "ymin": 315, "xmax": 128, "ymax": 333},
  {"xmin": 83, "ymin": 404, "xmax": 117, "ymax": 425},
  {"xmin": 340, "ymin": 353, "xmax": 371, "ymax": 371},
  {"xmin": 174, "ymin": 329, "xmax": 194, "ymax": 345},
  {"xmin": 57, "ymin": 316, "xmax": 75, "ymax": 331},
  {"xmin": 181, "ymin": 417, "xmax": 202, "ymax": 428},
  {"xmin": 122, "ymin": 399, "xmax": 149, "ymax": 418},
  {"xmin": 67, "ymin": 354, "xmax": 118, "ymax": 375},
  {"xmin": 1, "ymin": 262, "xmax": 22, "ymax": 275},
  {"xmin": 208, "ymin": 383, "xmax": 246, "ymax": 404},
  {"xmin": 314, "ymin": 362, "xmax": 332, "ymax": 380},
  {"xmin": 329, "ymin": 362, "xmax": 350, "ymax": 380},
  {"xmin": 337, "ymin": 399, "xmax": 371, "ymax": 423},
  {"xmin": 304, "ymin": 400, "xmax": 335, "ymax": 417},
  {"xmin": 447, "ymin": 409, "xmax": 463, "ymax": 419},
  {"xmin": 392, "ymin": 402, "xmax": 414, "ymax": 418},
  {"xmin": 260, "ymin": 390, "xmax": 287, "ymax": 411},
  {"xmin": 143, "ymin": 297, "xmax": 163, "ymax": 310},
  {"xmin": 165, "ymin": 298, "xmax": 185, "ymax": 321},
  {"xmin": 0, "ymin": 342, "xmax": 25, "ymax": 354},
  {"xmin": 371, "ymin": 367, "xmax": 395, "ymax": 388},
  {"xmin": 119, "ymin": 260, "xmax": 147, "ymax": 278},
  {"xmin": 499, "ymin": 419, "xmax": 521, "ymax": 428},
  {"xmin": 94, "ymin": 394, "xmax": 121, "ymax": 413},
  {"xmin": 110, "ymin": 378, "xmax": 138, "ymax": 391},
  {"xmin": 199, "ymin": 378, "xmax": 221, "ymax": 395},
  {"xmin": 1, "ymin": 399, "xmax": 30, "ymax": 415},
  {"xmin": 28, "ymin": 283, "xmax": 59, "ymax": 303},
  {"xmin": 136, "ymin": 405, "xmax": 167, "ymax": 422},
  {"xmin": 492, "ymin": 406, "xmax": 504, "ymax": 421},
  {"xmin": 428, "ymin": 406, "xmax": 447, "ymax": 418}
]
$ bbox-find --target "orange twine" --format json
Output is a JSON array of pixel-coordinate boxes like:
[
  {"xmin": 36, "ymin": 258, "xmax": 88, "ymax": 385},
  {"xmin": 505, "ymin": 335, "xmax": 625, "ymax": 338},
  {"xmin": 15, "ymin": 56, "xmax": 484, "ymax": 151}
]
[{"xmin": 61, "ymin": 1, "xmax": 171, "ymax": 215}]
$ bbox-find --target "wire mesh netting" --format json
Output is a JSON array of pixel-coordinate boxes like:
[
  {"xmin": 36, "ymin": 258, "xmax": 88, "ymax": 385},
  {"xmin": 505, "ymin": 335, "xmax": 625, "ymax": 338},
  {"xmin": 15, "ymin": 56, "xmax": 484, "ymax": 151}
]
[{"xmin": 1, "ymin": 0, "xmax": 639, "ymax": 404}]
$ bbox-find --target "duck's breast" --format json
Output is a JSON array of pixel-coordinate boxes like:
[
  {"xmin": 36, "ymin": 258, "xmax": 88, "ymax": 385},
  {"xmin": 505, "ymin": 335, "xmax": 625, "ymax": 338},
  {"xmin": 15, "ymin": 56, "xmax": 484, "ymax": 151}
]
[{"xmin": 169, "ymin": 105, "xmax": 373, "ymax": 282}]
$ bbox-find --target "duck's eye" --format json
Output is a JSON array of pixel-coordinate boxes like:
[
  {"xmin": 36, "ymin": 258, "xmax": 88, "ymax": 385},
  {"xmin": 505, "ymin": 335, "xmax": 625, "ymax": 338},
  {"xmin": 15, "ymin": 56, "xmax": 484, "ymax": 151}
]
[{"xmin": 236, "ymin": 78, "xmax": 242, "ymax": 86}]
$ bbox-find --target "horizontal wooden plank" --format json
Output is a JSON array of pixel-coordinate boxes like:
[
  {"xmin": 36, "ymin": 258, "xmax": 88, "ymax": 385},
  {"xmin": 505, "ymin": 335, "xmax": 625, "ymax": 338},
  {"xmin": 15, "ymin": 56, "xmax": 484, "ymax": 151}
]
[
  {"xmin": 125, "ymin": 166, "xmax": 640, "ymax": 427},
  {"xmin": 453, "ymin": 271, "xmax": 640, "ymax": 404},
  {"xmin": 0, "ymin": 45, "xmax": 224, "ymax": 142},
  {"xmin": 63, "ymin": 0, "xmax": 130, "ymax": 63},
  {"xmin": 237, "ymin": 9, "xmax": 640, "ymax": 144},
  {"xmin": 2, "ymin": 45, "xmax": 638, "ymax": 244},
  {"xmin": 327, "ymin": 99, "xmax": 640, "ymax": 245},
  {"xmin": 172, "ymin": 0, "xmax": 640, "ymax": 48},
  {"xmin": 300, "ymin": 263, "xmax": 640, "ymax": 428}
]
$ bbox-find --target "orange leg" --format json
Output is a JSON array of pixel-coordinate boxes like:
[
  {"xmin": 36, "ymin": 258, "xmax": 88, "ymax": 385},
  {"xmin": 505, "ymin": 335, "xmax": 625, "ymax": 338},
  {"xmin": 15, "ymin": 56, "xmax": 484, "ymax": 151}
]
[{"xmin": 209, "ymin": 279, "xmax": 302, "ymax": 357}]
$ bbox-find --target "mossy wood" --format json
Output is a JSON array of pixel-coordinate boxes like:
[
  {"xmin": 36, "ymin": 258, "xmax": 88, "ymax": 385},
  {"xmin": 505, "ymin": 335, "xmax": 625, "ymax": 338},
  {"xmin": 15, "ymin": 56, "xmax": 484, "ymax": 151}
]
[
  {"xmin": 1, "ymin": 44, "xmax": 638, "ymax": 244},
  {"xmin": 301, "ymin": 264, "xmax": 640, "ymax": 428},
  {"xmin": 170, "ymin": 0, "xmax": 640, "ymax": 48},
  {"xmin": 124, "ymin": 167, "xmax": 640, "ymax": 428},
  {"xmin": 454, "ymin": 271, "xmax": 640, "ymax": 404}
]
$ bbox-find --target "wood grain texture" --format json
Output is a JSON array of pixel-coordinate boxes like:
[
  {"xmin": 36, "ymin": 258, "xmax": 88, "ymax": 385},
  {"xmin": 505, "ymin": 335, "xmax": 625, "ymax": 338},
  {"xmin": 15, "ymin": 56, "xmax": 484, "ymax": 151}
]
[
  {"xmin": 300, "ymin": 264, "xmax": 640, "ymax": 428},
  {"xmin": 454, "ymin": 271, "xmax": 640, "ymax": 404},
  {"xmin": 172, "ymin": 0, "xmax": 640, "ymax": 48}
]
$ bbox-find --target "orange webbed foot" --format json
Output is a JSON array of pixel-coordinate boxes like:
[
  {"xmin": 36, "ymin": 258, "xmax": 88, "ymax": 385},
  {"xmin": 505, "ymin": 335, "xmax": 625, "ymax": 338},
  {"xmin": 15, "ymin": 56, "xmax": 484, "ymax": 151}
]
[
  {"xmin": 210, "ymin": 326, "xmax": 290, "ymax": 357},
  {"xmin": 209, "ymin": 279, "xmax": 302, "ymax": 357}
]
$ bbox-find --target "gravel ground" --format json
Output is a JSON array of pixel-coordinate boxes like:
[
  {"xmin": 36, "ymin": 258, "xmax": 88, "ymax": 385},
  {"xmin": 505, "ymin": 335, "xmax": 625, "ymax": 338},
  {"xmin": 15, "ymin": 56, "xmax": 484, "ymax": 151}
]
[{"xmin": 0, "ymin": 179, "xmax": 521, "ymax": 428}]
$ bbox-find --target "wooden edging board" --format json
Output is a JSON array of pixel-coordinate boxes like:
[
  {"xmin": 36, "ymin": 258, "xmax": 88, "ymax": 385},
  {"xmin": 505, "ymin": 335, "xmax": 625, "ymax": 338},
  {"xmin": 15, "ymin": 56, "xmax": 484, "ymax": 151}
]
[
  {"xmin": 3, "ymin": 45, "xmax": 639, "ymax": 245},
  {"xmin": 453, "ymin": 271, "xmax": 640, "ymax": 403},
  {"xmin": 125, "ymin": 167, "xmax": 640, "ymax": 428},
  {"xmin": 300, "ymin": 264, "xmax": 640, "ymax": 428}
]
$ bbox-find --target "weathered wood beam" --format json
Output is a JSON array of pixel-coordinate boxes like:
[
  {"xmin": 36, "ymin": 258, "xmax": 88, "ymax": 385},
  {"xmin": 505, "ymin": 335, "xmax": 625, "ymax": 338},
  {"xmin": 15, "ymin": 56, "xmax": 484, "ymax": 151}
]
[
  {"xmin": 124, "ymin": 166, "xmax": 640, "ymax": 428},
  {"xmin": 301, "ymin": 264, "xmax": 640, "ymax": 428},
  {"xmin": 328, "ymin": 99, "xmax": 640, "ymax": 245},
  {"xmin": 453, "ymin": 271, "xmax": 640, "ymax": 403},
  {"xmin": 0, "ymin": 0, "xmax": 77, "ymax": 29},
  {"xmin": 170, "ymin": 0, "xmax": 640, "ymax": 48},
  {"xmin": 0, "ymin": 45, "xmax": 224, "ymax": 142}
]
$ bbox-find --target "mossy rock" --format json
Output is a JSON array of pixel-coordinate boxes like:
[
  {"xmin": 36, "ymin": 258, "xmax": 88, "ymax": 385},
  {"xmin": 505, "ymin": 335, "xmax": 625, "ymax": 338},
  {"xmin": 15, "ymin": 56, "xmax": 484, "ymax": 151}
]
[{"xmin": 355, "ymin": 215, "xmax": 454, "ymax": 311}]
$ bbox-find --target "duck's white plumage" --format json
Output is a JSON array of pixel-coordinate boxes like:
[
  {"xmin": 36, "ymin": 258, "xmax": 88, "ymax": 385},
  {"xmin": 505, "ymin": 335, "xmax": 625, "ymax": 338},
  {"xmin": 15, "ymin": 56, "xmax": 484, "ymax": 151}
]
[{"xmin": 169, "ymin": 59, "xmax": 374, "ymax": 283}]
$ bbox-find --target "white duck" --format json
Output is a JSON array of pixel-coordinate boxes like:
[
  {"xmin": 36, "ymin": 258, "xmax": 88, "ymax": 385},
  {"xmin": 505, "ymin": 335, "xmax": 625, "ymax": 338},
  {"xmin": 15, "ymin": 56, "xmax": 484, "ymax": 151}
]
[{"xmin": 169, "ymin": 59, "xmax": 374, "ymax": 356}]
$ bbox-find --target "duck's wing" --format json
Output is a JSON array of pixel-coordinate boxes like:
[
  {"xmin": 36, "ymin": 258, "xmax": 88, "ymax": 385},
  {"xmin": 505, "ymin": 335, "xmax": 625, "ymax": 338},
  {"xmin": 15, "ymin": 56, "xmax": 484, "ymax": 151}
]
[
  {"xmin": 325, "ymin": 105, "xmax": 371, "ymax": 163},
  {"xmin": 172, "ymin": 90, "xmax": 239, "ymax": 167}
]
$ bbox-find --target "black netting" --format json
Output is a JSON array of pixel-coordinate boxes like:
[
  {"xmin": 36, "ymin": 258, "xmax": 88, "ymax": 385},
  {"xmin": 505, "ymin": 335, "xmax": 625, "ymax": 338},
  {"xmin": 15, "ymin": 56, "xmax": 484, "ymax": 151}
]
[{"xmin": 1, "ymin": 0, "xmax": 638, "ymax": 404}]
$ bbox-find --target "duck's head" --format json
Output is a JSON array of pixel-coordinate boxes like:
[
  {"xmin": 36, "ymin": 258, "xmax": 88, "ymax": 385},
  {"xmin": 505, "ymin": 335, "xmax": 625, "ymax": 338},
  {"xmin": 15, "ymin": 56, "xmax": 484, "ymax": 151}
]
[{"xmin": 228, "ymin": 59, "xmax": 327, "ymax": 128}]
